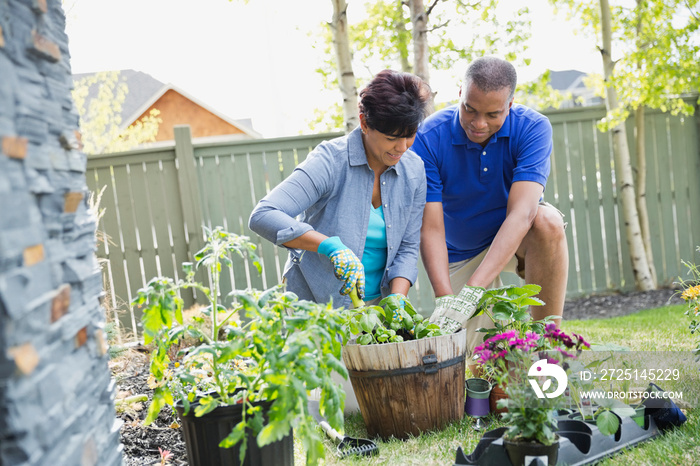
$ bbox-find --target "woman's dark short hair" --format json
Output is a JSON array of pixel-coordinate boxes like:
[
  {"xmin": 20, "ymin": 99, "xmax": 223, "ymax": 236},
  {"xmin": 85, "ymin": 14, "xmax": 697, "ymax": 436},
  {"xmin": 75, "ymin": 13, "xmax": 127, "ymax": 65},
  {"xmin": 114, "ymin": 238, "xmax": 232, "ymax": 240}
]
[{"xmin": 358, "ymin": 70, "xmax": 432, "ymax": 138}]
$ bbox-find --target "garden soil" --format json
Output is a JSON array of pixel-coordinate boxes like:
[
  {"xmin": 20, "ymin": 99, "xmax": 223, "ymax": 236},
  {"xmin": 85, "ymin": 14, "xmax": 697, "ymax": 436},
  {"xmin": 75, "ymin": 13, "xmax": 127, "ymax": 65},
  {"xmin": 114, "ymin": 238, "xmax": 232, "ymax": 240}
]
[{"xmin": 114, "ymin": 288, "xmax": 683, "ymax": 466}]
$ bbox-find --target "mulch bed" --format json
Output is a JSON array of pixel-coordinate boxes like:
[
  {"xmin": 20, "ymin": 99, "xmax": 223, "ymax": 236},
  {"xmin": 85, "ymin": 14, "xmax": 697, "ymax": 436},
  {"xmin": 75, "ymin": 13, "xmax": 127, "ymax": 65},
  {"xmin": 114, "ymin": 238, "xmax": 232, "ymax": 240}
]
[
  {"xmin": 114, "ymin": 287, "xmax": 684, "ymax": 465},
  {"xmin": 563, "ymin": 287, "xmax": 682, "ymax": 320},
  {"xmin": 113, "ymin": 351, "xmax": 189, "ymax": 466}
]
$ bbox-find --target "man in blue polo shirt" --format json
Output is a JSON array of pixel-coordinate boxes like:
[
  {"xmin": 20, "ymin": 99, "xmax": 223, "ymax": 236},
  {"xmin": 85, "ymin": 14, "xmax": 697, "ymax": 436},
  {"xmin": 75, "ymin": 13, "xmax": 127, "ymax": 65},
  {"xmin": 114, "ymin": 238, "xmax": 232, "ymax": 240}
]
[{"xmin": 412, "ymin": 57, "xmax": 568, "ymax": 359}]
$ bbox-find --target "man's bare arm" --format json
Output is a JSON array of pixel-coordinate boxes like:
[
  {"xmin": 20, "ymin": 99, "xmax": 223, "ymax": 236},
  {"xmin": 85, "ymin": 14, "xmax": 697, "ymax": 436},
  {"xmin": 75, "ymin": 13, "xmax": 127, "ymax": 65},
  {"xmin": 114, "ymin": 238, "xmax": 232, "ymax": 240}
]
[
  {"xmin": 420, "ymin": 202, "xmax": 453, "ymax": 297},
  {"xmin": 467, "ymin": 181, "xmax": 543, "ymax": 288}
]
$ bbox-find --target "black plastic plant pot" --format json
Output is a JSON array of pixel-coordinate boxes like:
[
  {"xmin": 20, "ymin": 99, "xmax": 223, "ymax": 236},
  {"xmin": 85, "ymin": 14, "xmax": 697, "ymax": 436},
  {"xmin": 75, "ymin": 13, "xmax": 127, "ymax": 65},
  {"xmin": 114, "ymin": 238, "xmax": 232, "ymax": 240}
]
[
  {"xmin": 503, "ymin": 438, "xmax": 559, "ymax": 466},
  {"xmin": 175, "ymin": 398, "xmax": 293, "ymax": 466}
]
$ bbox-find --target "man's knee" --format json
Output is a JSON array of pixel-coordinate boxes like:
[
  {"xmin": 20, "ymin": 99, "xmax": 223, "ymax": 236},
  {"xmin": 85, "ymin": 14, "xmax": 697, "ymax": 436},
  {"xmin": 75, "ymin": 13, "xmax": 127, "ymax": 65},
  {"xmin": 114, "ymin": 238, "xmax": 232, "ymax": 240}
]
[
  {"xmin": 532, "ymin": 205, "xmax": 567, "ymax": 239},
  {"xmin": 518, "ymin": 205, "xmax": 567, "ymax": 260}
]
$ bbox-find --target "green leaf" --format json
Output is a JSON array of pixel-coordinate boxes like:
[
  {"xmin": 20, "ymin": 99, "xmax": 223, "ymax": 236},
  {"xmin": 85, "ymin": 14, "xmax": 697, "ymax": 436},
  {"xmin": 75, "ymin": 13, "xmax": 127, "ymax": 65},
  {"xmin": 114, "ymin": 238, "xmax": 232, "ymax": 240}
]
[
  {"xmin": 357, "ymin": 334, "xmax": 373, "ymax": 345},
  {"xmin": 193, "ymin": 395, "xmax": 221, "ymax": 417},
  {"xmin": 492, "ymin": 302, "xmax": 517, "ymax": 321},
  {"xmin": 517, "ymin": 284, "xmax": 542, "ymax": 296},
  {"xmin": 258, "ymin": 286, "xmax": 279, "ymax": 307},
  {"xmin": 596, "ymin": 411, "xmax": 620, "ymax": 436},
  {"xmin": 229, "ymin": 290, "xmax": 261, "ymax": 312},
  {"xmin": 143, "ymin": 388, "xmax": 167, "ymax": 425},
  {"xmin": 258, "ymin": 419, "xmax": 291, "ymax": 445},
  {"xmin": 515, "ymin": 297, "xmax": 545, "ymax": 307},
  {"xmin": 359, "ymin": 314, "xmax": 375, "ymax": 333},
  {"xmin": 219, "ymin": 422, "xmax": 246, "ymax": 448}
]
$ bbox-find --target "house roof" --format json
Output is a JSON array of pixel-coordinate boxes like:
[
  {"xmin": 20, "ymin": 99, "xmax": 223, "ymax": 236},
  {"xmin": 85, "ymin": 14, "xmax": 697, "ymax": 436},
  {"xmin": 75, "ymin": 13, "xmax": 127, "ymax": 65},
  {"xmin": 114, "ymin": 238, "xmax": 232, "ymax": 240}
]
[
  {"xmin": 548, "ymin": 70, "xmax": 588, "ymax": 92},
  {"xmin": 72, "ymin": 69, "xmax": 260, "ymax": 138}
]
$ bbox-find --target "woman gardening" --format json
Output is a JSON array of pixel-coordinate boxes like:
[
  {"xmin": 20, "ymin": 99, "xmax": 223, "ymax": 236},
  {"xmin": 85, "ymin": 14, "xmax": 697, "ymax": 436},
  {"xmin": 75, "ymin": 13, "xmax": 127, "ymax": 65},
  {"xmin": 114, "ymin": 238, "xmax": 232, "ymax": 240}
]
[{"xmin": 249, "ymin": 70, "xmax": 431, "ymax": 311}]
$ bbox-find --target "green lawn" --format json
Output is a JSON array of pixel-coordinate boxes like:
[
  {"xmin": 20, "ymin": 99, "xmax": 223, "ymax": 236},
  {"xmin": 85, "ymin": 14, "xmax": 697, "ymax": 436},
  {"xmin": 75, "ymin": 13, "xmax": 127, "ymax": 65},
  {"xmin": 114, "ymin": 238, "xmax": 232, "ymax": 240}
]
[{"xmin": 300, "ymin": 304, "xmax": 699, "ymax": 465}]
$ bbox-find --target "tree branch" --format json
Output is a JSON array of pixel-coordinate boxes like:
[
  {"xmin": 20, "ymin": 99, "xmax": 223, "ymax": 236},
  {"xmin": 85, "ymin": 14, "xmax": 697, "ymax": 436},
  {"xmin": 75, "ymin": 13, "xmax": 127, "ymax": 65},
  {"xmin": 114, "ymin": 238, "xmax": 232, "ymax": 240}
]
[
  {"xmin": 685, "ymin": 0, "xmax": 699, "ymax": 21},
  {"xmin": 426, "ymin": 0, "xmax": 442, "ymax": 17},
  {"xmin": 427, "ymin": 19, "xmax": 450, "ymax": 33}
]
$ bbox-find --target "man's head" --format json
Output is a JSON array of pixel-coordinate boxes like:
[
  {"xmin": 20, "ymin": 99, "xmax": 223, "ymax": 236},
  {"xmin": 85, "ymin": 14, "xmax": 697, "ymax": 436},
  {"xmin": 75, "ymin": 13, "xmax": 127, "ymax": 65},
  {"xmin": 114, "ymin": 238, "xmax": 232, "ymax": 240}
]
[{"xmin": 459, "ymin": 57, "xmax": 517, "ymax": 147}]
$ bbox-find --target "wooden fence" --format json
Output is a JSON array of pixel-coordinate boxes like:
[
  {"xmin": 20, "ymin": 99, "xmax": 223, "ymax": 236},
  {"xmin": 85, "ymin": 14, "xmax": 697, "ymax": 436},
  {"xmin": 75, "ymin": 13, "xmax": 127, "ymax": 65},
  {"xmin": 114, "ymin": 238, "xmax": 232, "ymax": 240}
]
[{"xmin": 86, "ymin": 103, "xmax": 700, "ymax": 338}]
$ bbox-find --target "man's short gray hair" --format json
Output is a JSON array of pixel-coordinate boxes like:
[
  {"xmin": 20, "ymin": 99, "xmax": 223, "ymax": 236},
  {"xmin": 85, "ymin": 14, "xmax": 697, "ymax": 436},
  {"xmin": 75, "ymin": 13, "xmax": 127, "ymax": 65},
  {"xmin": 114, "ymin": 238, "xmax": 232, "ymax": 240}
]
[{"xmin": 463, "ymin": 57, "xmax": 517, "ymax": 101}]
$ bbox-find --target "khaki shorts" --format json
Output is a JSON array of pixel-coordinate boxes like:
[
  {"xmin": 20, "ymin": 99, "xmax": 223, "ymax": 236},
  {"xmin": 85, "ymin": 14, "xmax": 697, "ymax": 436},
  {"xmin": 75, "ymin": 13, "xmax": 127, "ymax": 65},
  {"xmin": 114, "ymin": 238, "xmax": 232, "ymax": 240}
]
[{"xmin": 451, "ymin": 201, "xmax": 566, "ymax": 360}]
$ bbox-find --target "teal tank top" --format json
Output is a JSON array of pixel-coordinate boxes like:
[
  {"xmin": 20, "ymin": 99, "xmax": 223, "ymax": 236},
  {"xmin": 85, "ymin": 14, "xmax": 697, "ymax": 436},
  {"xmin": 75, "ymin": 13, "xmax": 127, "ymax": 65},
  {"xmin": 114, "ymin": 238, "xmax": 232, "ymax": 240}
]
[{"xmin": 362, "ymin": 204, "xmax": 388, "ymax": 300}]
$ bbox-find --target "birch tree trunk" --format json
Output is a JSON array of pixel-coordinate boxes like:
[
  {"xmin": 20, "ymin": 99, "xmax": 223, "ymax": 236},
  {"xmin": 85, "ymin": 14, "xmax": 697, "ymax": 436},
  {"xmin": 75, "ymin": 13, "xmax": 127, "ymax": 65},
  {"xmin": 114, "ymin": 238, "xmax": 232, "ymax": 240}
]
[
  {"xmin": 408, "ymin": 0, "xmax": 434, "ymax": 108},
  {"xmin": 635, "ymin": 103, "xmax": 657, "ymax": 286},
  {"xmin": 330, "ymin": 0, "xmax": 358, "ymax": 133},
  {"xmin": 395, "ymin": 16, "xmax": 412, "ymax": 73},
  {"xmin": 599, "ymin": 0, "xmax": 655, "ymax": 290},
  {"xmin": 408, "ymin": 0, "xmax": 429, "ymax": 83},
  {"xmin": 634, "ymin": 0, "xmax": 657, "ymax": 285}
]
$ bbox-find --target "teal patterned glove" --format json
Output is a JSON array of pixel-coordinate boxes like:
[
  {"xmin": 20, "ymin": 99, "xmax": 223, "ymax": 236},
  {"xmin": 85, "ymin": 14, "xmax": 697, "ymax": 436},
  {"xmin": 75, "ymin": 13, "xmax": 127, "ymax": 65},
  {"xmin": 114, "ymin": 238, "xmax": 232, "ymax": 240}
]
[
  {"xmin": 318, "ymin": 236, "xmax": 365, "ymax": 299},
  {"xmin": 429, "ymin": 285, "xmax": 485, "ymax": 333}
]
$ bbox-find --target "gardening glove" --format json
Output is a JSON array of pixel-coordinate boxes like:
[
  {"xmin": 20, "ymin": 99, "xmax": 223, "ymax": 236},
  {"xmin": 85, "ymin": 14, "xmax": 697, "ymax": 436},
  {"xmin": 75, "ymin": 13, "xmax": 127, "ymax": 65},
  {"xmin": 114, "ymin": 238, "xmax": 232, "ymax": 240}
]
[
  {"xmin": 318, "ymin": 236, "xmax": 365, "ymax": 299},
  {"xmin": 429, "ymin": 294, "xmax": 454, "ymax": 326},
  {"xmin": 429, "ymin": 285, "xmax": 485, "ymax": 333}
]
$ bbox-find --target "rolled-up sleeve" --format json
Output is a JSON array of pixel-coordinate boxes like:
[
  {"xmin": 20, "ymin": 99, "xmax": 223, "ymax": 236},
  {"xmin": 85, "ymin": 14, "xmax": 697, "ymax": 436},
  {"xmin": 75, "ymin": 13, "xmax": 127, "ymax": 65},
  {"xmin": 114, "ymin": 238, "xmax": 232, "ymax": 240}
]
[{"xmin": 248, "ymin": 149, "xmax": 332, "ymax": 246}]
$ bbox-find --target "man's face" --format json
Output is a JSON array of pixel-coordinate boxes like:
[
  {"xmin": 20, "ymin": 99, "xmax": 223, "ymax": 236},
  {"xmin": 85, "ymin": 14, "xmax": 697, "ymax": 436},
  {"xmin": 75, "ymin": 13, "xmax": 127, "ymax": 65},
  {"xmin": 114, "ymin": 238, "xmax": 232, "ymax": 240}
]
[{"xmin": 458, "ymin": 82, "xmax": 513, "ymax": 147}]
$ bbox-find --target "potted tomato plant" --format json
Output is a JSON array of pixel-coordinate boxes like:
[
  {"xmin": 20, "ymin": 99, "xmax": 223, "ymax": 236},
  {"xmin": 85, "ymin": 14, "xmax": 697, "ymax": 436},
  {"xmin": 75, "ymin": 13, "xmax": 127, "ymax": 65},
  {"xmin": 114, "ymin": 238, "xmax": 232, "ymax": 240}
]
[{"xmin": 135, "ymin": 227, "xmax": 349, "ymax": 466}]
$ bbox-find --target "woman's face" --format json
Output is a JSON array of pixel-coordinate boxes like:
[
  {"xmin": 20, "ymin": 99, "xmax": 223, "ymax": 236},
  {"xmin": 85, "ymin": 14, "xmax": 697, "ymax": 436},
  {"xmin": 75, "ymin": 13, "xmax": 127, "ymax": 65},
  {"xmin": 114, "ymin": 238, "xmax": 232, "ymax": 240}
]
[{"xmin": 360, "ymin": 115, "xmax": 416, "ymax": 171}]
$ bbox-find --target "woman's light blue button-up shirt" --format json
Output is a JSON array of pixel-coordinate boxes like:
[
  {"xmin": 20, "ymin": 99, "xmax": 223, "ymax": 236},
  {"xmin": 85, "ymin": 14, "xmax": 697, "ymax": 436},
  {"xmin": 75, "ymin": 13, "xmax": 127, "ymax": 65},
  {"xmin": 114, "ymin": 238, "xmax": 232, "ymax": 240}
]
[{"xmin": 248, "ymin": 126, "xmax": 427, "ymax": 309}]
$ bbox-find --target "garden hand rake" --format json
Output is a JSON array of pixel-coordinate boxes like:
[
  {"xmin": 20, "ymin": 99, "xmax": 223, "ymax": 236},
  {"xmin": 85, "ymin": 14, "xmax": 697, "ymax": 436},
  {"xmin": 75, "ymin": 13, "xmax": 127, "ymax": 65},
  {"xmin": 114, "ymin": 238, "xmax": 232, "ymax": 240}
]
[{"xmin": 308, "ymin": 400, "xmax": 378, "ymax": 458}]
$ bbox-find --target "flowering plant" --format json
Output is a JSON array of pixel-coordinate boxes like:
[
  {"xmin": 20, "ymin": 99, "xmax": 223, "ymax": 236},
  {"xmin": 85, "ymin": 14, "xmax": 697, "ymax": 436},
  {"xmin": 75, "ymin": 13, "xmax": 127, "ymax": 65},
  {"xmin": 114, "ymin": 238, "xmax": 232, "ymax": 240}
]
[
  {"xmin": 475, "ymin": 324, "xmax": 590, "ymax": 445},
  {"xmin": 677, "ymin": 246, "xmax": 700, "ymax": 358}
]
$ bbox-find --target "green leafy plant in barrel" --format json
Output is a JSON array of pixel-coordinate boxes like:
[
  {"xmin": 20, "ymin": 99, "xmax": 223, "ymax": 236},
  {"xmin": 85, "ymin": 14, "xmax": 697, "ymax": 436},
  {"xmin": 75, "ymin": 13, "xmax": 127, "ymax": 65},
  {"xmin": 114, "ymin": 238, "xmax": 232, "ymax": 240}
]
[
  {"xmin": 344, "ymin": 289, "xmax": 447, "ymax": 345},
  {"xmin": 134, "ymin": 226, "xmax": 349, "ymax": 465}
]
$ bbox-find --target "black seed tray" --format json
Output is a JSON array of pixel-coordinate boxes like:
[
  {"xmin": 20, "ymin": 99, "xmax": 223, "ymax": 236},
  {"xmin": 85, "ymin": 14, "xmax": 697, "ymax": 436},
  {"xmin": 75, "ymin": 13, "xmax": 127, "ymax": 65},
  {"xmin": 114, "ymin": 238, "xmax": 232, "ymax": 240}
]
[{"xmin": 454, "ymin": 416, "xmax": 661, "ymax": 466}]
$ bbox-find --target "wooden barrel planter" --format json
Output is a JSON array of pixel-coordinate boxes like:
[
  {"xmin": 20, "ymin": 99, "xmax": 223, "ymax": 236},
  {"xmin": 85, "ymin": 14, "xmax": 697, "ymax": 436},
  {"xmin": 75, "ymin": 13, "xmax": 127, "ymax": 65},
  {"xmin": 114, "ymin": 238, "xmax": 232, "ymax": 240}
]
[{"xmin": 342, "ymin": 329, "xmax": 467, "ymax": 439}]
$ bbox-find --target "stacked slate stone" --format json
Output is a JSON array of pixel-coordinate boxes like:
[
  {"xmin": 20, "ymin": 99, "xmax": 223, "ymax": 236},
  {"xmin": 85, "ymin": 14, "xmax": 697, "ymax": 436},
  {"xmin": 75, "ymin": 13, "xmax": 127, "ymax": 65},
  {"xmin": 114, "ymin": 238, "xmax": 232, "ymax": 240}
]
[{"xmin": 0, "ymin": 1, "xmax": 123, "ymax": 465}]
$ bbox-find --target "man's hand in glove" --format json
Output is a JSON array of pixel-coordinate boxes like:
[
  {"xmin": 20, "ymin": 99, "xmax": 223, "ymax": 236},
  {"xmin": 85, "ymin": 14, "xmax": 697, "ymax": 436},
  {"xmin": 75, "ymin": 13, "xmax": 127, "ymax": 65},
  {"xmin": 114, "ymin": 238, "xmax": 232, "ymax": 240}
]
[
  {"xmin": 317, "ymin": 236, "xmax": 365, "ymax": 298},
  {"xmin": 429, "ymin": 285, "xmax": 485, "ymax": 333}
]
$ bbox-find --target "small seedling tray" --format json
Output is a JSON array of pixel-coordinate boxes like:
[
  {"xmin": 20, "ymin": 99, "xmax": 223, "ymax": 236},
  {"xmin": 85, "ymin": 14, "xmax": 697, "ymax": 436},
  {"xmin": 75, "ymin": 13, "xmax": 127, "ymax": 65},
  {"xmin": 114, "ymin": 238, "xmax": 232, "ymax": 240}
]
[{"xmin": 454, "ymin": 416, "xmax": 661, "ymax": 466}]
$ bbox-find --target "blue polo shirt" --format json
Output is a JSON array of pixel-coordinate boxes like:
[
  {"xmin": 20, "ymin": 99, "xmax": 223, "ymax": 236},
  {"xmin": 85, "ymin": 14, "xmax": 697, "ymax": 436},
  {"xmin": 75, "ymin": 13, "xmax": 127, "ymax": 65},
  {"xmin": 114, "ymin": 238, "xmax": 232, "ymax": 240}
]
[{"xmin": 412, "ymin": 103, "xmax": 552, "ymax": 262}]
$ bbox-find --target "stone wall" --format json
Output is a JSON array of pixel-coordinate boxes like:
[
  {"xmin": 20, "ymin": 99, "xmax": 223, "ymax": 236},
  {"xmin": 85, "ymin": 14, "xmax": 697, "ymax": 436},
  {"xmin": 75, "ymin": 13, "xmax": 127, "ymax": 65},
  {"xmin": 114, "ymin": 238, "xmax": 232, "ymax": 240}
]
[{"xmin": 0, "ymin": 1, "xmax": 123, "ymax": 465}]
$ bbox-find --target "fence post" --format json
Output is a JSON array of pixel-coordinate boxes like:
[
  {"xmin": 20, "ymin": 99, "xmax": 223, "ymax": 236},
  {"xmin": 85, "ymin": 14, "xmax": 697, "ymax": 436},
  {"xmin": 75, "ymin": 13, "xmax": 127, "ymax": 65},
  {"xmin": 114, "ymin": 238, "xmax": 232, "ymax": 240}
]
[{"xmin": 174, "ymin": 125, "xmax": 205, "ymax": 265}]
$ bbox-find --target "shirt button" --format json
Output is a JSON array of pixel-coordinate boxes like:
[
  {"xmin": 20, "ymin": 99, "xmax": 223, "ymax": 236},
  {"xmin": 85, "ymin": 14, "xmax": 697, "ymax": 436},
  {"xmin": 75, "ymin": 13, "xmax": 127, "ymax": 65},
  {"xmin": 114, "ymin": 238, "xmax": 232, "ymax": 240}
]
[
  {"xmin": 384, "ymin": 204, "xmax": 388, "ymax": 208},
  {"xmin": 387, "ymin": 225, "xmax": 391, "ymax": 228},
  {"xmin": 482, "ymin": 151, "xmax": 486, "ymax": 156},
  {"xmin": 382, "ymin": 181, "xmax": 386, "ymax": 185},
  {"xmin": 483, "ymin": 167, "xmax": 488, "ymax": 172},
  {"xmin": 390, "ymin": 246, "xmax": 393, "ymax": 249}
]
